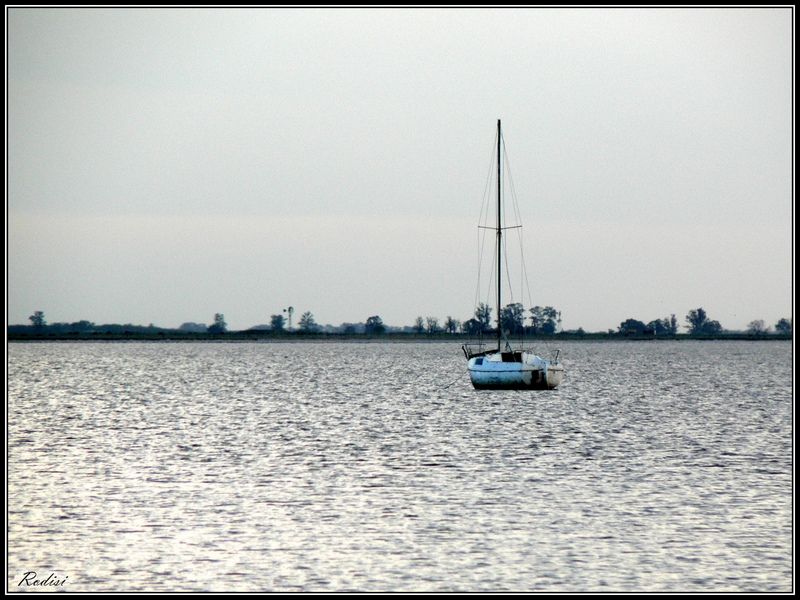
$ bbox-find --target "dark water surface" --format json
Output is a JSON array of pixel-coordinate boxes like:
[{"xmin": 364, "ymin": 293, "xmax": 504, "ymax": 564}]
[{"xmin": 7, "ymin": 341, "xmax": 793, "ymax": 592}]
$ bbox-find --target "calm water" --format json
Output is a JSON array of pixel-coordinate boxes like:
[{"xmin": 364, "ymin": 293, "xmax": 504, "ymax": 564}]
[{"xmin": 7, "ymin": 341, "xmax": 793, "ymax": 592}]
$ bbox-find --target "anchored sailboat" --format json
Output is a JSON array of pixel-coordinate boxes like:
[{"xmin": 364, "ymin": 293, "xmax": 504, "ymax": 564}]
[{"xmin": 462, "ymin": 120, "xmax": 565, "ymax": 390}]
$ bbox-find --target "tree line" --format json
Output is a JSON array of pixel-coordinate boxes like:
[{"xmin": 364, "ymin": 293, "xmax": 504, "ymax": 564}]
[
  {"xmin": 617, "ymin": 308, "xmax": 792, "ymax": 337},
  {"xmin": 15, "ymin": 308, "xmax": 792, "ymax": 338},
  {"xmin": 410, "ymin": 303, "xmax": 563, "ymax": 336}
]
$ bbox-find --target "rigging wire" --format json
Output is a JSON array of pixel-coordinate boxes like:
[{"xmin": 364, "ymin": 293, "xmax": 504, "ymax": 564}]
[
  {"xmin": 501, "ymin": 134, "xmax": 537, "ymax": 348},
  {"xmin": 502, "ymin": 135, "xmax": 535, "ymax": 314},
  {"xmin": 500, "ymin": 144, "xmax": 516, "ymax": 347},
  {"xmin": 474, "ymin": 129, "xmax": 499, "ymax": 319},
  {"xmin": 484, "ymin": 240, "xmax": 497, "ymax": 323}
]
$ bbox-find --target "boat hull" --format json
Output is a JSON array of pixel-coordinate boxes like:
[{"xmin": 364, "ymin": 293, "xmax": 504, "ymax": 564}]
[{"xmin": 467, "ymin": 352, "xmax": 565, "ymax": 390}]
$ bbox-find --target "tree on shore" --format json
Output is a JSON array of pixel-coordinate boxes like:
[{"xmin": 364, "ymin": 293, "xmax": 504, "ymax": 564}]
[
  {"xmin": 747, "ymin": 319, "xmax": 769, "ymax": 335},
  {"xmin": 444, "ymin": 316, "xmax": 460, "ymax": 334},
  {"xmin": 500, "ymin": 303, "xmax": 525, "ymax": 335},
  {"xmin": 365, "ymin": 315, "xmax": 386, "ymax": 335},
  {"xmin": 530, "ymin": 306, "xmax": 560, "ymax": 335},
  {"xmin": 413, "ymin": 316, "xmax": 425, "ymax": 334},
  {"xmin": 775, "ymin": 318, "xmax": 792, "ymax": 335},
  {"xmin": 270, "ymin": 314, "xmax": 286, "ymax": 331},
  {"xmin": 298, "ymin": 311, "xmax": 319, "ymax": 332},
  {"xmin": 425, "ymin": 316, "xmax": 440, "ymax": 335},
  {"xmin": 646, "ymin": 315, "xmax": 679, "ymax": 336},
  {"xmin": 685, "ymin": 308, "xmax": 722, "ymax": 335},
  {"xmin": 462, "ymin": 318, "xmax": 483, "ymax": 336},
  {"xmin": 29, "ymin": 311, "xmax": 46, "ymax": 329},
  {"xmin": 619, "ymin": 318, "xmax": 650, "ymax": 335},
  {"xmin": 475, "ymin": 303, "xmax": 492, "ymax": 333},
  {"xmin": 208, "ymin": 313, "xmax": 227, "ymax": 334},
  {"xmin": 668, "ymin": 314, "xmax": 678, "ymax": 335}
]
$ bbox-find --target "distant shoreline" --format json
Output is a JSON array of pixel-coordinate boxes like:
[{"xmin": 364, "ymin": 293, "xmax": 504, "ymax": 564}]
[{"xmin": 7, "ymin": 331, "xmax": 792, "ymax": 343}]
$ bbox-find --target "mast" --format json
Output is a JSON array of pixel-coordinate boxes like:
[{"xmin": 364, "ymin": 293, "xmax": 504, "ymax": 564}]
[{"xmin": 496, "ymin": 119, "xmax": 502, "ymax": 351}]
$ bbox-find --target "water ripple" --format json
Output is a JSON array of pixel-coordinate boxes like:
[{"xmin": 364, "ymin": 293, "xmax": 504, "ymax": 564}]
[{"xmin": 8, "ymin": 341, "xmax": 793, "ymax": 592}]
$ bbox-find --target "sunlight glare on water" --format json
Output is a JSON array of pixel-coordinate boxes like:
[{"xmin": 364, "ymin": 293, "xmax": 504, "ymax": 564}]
[{"xmin": 7, "ymin": 341, "xmax": 793, "ymax": 592}]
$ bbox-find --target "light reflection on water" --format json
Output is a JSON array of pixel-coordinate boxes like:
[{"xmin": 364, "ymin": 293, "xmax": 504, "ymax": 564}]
[{"xmin": 7, "ymin": 341, "xmax": 792, "ymax": 592}]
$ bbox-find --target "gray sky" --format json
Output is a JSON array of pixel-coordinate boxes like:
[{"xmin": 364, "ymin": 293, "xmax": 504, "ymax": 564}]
[{"xmin": 7, "ymin": 8, "xmax": 793, "ymax": 331}]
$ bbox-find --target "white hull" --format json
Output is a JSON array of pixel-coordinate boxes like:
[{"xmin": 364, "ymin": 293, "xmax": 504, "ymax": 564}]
[{"xmin": 467, "ymin": 350, "xmax": 564, "ymax": 390}]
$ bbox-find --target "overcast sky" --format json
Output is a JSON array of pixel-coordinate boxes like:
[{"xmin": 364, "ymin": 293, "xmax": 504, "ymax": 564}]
[{"xmin": 7, "ymin": 7, "xmax": 793, "ymax": 331}]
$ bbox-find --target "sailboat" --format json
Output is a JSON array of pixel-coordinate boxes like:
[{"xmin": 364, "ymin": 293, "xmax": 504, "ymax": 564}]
[{"xmin": 462, "ymin": 120, "xmax": 565, "ymax": 390}]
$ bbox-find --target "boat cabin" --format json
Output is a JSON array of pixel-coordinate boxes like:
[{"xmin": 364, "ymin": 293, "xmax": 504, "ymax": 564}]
[{"xmin": 470, "ymin": 351, "xmax": 524, "ymax": 365}]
